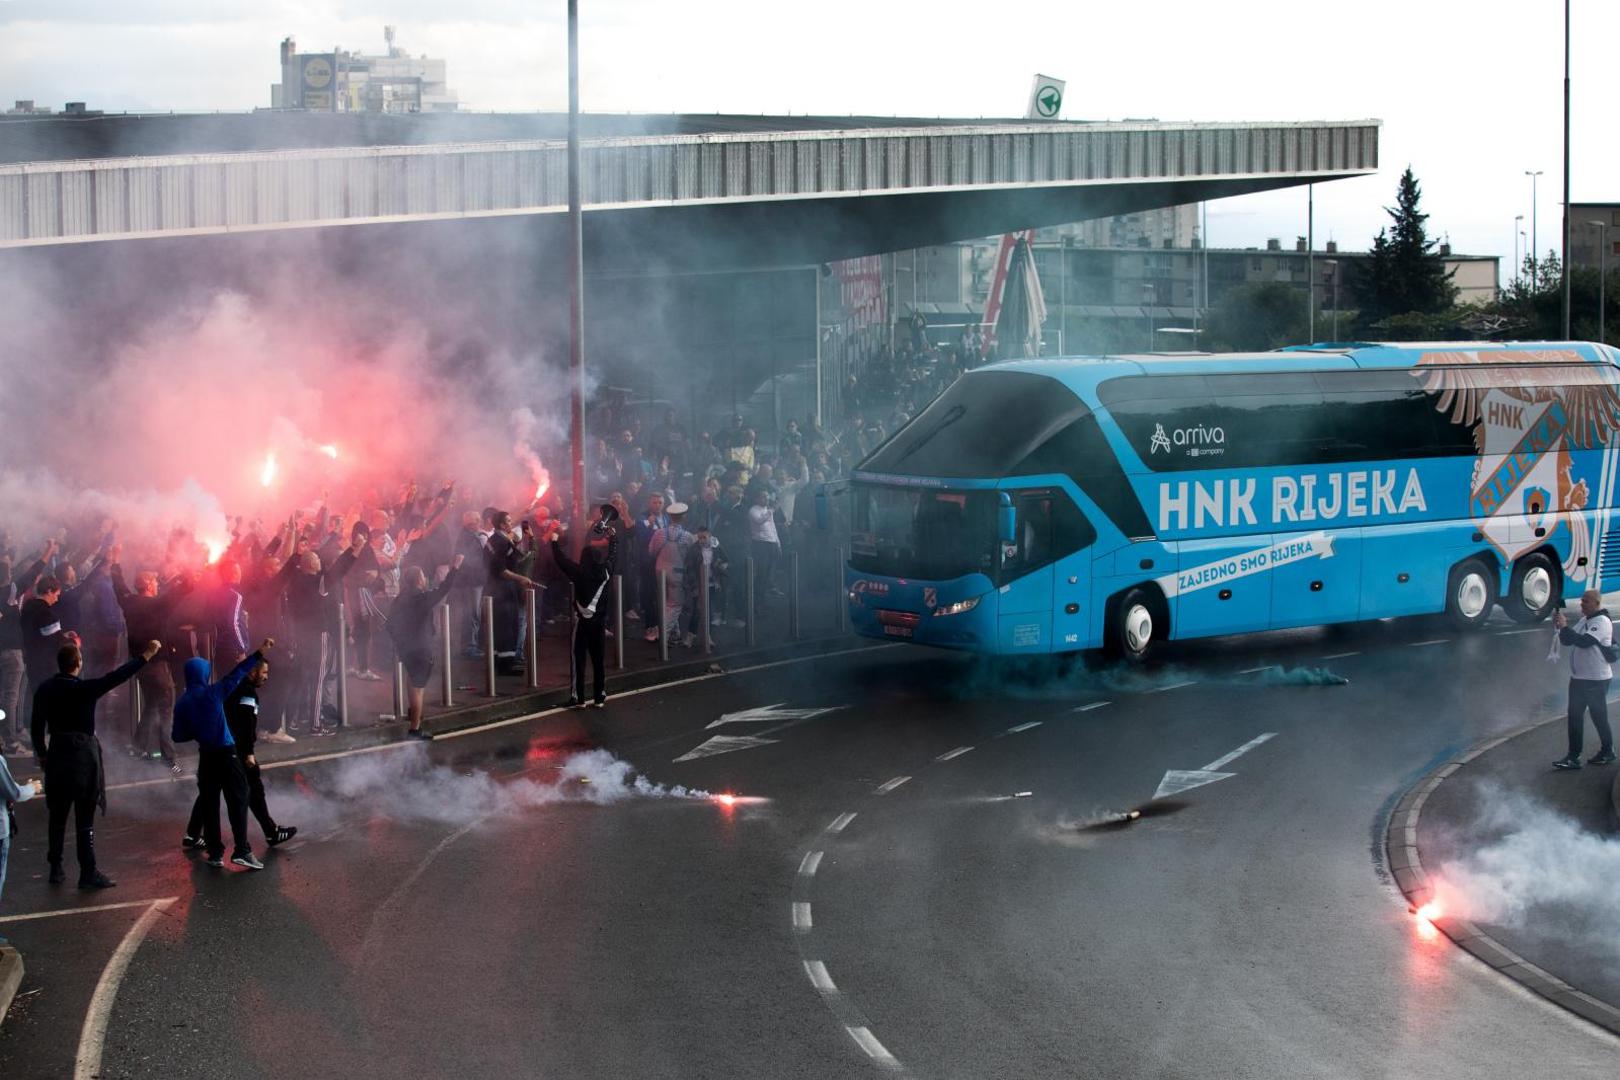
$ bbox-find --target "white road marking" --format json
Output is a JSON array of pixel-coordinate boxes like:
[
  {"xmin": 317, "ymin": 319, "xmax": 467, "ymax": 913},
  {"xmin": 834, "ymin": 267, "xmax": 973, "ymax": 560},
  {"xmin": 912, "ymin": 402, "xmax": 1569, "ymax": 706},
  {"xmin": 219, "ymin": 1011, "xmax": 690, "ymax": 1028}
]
[
  {"xmin": 804, "ymin": 960, "xmax": 837, "ymax": 992},
  {"xmin": 0, "ymin": 898, "xmax": 177, "ymax": 925},
  {"xmin": 826, "ymin": 812, "xmax": 857, "ymax": 833},
  {"xmin": 1073, "ymin": 701, "xmax": 1112, "ymax": 712},
  {"xmin": 1201, "ymin": 732, "xmax": 1278, "ymax": 772},
  {"xmin": 847, "ymin": 1026, "xmax": 899, "ymax": 1066},
  {"xmin": 1237, "ymin": 665, "xmax": 1277, "ymax": 675},
  {"xmin": 74, "ymin": 898, "xmax": 175, "ymax": 1080},
  {"xmin": 672, "ymin": 734, "xmax": 778, "ymax": 762},
  {"xmin": 935, "ymin": 745, "xmax": 974, "ymax": 761},
  {"xmin": 1409, "ymin": 638, "xmax": 1449, "ymax": 647},
  {"xmin": 874, "ymin": 775, "xmax": 911, "ymax": 794},
  {"xmin": 1147, "ymin": 680, "xmax": 1198, "ymax": 693},
  {"xmin": 707, "ymin": 703, "xmax": 841, "ymax": 729},
  {"xmin": 1006, "ymin": 721, "xmax": 1043, "ymax": 733},
  {"xmin": 792, "ymin": 902, "xmax": 813, "ymax": 931},
  {"xmin": 798, "ymin": 850, "xmax": 824, "ymax": 878},
  {"xmin": 1320, "ymin": 651, "xmax": 1361, "ymax": 659},
  {"xmin": 1153, "ymin": 732, "xmax": 1278, "ymax": 800},
  {"xmin": 107, "ymin": 643, "xmax": 901, "ymax": 792}
]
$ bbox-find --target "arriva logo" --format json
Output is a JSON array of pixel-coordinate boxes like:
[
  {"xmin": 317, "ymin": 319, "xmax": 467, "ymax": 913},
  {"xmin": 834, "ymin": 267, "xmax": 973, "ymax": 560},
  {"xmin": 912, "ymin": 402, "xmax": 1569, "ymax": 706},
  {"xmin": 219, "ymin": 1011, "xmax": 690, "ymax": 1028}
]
[{"xmin": 1150, "ymin": 422, "xmax": 1225, "ymax": 455}]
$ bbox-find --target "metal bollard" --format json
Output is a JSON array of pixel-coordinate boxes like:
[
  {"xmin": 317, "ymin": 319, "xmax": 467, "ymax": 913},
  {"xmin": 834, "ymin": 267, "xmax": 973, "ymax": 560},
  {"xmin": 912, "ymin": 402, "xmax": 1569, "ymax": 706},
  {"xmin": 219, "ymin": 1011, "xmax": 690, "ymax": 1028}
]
[
  {"xmin": 835, "ymin": 544, "xmax": 848, "ymax": 631},
  {"xmin": 437, "ymin": 601, "xmax": 454, "ymax": 708},
  {"xmin": 789, "ymin": 550, "xmax": 801, "ymax": 640},
  {"xmin": 613, "ymin": 573, "xmax": 625, "ymax": 670},
  {"xmin": 745, "ymin": 556, "xmax": 757, "ymax": 648},
  {"xmin": 657, "ymin": 569, "xmax": 669, "ymax": 662},
  {"xmin": 393, "ymin": 659, "xmax": 407, "ymax": 721},
  {"xmin": 129, "ymin": 676, "xmax": 143, "ymax": 746},
  {"xmin": 334, "ymin": 603, "xmax": 349, "ymax": 729},
  {"xmin": 525, "ymin": 587, "xmax": 540, "ymax": 689},
  {"xmin": 700, "ymin": 558, "xmax": 712, "ymax": 655},
  {"xmin": 482, "ymin": 595, "xmax": 497, "ymax": 697}
]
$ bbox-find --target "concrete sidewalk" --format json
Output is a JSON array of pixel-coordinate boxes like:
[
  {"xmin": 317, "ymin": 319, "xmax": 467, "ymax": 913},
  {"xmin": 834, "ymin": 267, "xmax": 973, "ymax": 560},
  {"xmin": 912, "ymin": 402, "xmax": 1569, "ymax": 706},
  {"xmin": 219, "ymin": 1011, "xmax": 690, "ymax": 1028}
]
[{"xmin": 1390, "ymin": 715, "xmax": 1620, "ymax": 1037}]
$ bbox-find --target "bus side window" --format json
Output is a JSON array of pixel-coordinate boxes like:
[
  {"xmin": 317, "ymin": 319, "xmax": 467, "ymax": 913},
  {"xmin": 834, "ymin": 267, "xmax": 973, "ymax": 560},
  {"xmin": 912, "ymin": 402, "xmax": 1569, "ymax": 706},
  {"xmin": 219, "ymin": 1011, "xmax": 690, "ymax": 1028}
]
[{"xmin": 1004, "ymin": 491, "xmax": 1093, "ymax": 577}]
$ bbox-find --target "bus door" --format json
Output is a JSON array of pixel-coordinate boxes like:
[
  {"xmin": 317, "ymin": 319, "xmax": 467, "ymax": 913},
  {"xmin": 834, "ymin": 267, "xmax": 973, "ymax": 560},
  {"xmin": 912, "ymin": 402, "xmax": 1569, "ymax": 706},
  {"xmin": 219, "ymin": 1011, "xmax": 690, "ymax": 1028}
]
[
  {"xmin": 1270, "ymin": 528, "xmax": 1362, "ymax": 628},
  {"xmin": 1171, "ymin": 532, "xmax": 1275, "ymax": 638},
  {"xmin": 998, "ymin": 489, "xmax": 1095, "ymax": 653}
]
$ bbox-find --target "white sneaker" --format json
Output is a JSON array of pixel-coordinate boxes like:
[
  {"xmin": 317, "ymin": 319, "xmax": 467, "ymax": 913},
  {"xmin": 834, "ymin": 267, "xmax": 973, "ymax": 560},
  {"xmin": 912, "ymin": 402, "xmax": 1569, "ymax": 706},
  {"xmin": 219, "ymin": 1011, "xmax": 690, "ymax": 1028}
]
[
  {"xmin": 262, "ymin": 730, "xmax": 296, "ymax": 744},
  {"xmin": 643, "ymin": 628, "xmax": 659, "ymax": 642}
]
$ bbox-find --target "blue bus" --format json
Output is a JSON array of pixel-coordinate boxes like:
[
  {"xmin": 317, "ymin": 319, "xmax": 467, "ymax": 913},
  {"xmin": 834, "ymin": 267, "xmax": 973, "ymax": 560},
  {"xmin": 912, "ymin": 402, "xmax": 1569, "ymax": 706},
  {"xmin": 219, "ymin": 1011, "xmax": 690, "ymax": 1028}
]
[{"xmin": 844, "ymin": 342, "xmax": 1620, "ymax": 660}]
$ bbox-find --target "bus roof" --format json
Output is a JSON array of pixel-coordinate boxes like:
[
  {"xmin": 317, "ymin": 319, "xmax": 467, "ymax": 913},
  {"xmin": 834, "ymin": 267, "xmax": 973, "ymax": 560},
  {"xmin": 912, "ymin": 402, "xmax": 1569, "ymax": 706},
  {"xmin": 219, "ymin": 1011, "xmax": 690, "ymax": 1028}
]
[{"xmin": 987, "ymin": 340, "xmax": 1620, "ymax": 392}]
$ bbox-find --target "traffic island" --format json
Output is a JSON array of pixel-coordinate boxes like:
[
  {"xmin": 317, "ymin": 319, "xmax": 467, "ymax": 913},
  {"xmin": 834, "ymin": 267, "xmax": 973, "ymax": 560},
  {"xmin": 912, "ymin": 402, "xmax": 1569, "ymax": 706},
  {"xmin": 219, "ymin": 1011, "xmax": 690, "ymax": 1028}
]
[
  {"xmin": 0, "ymin": 945, "xmax": 22, "ymax": 1029},
  {"xmin": 1387, "ymin": 717, "xmax": 1620, "ymax": 1037}
]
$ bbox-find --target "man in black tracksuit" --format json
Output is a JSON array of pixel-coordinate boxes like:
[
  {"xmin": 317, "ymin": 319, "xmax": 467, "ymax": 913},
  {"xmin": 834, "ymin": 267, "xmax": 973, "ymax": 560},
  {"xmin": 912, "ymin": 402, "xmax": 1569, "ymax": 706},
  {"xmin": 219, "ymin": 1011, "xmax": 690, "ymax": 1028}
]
[
  {"xmin": 551, "ymin": 510, "xmax": 617, "ymax": 708},
  {"xmin": 185, "ymin": 658, "xmax": 294, "ymax": 846},
  {"xmin": 112, "ymin": 565, "xmax": 194, "ymax": 769},
  {"xmin": 32, "ymin": 640, "xmax": 158, "ymax": 888}
]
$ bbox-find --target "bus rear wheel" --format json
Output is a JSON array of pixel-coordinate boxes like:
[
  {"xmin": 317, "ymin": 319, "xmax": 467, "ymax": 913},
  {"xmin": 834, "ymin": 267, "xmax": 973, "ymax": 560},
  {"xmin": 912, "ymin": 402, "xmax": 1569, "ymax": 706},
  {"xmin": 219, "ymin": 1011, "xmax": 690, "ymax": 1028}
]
[
  {"xmin": 1445, "ymin": 558, "xmax": 1495, "ymax": 632},
  {"xmin": 1505, "ymin": 552, "xmax": 1559, "ymax": 624},
  {"xmin": 1108, "ymin": 587, "xmax": 1163, "ymax": 664}
]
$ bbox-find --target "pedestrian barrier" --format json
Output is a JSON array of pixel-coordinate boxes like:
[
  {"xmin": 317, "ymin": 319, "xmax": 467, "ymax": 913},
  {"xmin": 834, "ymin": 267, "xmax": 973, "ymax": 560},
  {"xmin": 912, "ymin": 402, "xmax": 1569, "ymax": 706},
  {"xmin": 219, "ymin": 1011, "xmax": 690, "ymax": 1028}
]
[
  {"xmin": 333, "ymin": 604, "xmax": 349, "ymax": 728},
  {"xmin": 612, "ymin": 574, "xmax": 625, "ymax": 670},
  {"xmin": 658, "ymin": 569, "xmax": 670, "ymax": 662},
  {"xmin": 437, "ymin": 601, "xmax": 454, "ymax": 708},
  {"xmin": 525, "ymin": 587, "xmax": 541, "ymax": 689},
  {"xmin": 481, "ymin": 595, "xmax": 497, "ymax": 697}
]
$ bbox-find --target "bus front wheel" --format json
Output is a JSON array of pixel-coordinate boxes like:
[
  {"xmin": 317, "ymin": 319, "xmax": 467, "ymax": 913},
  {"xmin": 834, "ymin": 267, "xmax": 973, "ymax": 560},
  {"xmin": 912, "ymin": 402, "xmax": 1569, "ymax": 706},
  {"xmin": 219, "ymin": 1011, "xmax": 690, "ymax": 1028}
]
[
  {"xmin": 1505, "ymin": 552, "xmax": 1559, "ymax": 624},
  {"xmin": 1108, "ymin": 587, "xmax": 1163, "ymax": 664},
  {"xmin": 1445, "ymin": 559, "xmax": 1495, "ymax": 632}
]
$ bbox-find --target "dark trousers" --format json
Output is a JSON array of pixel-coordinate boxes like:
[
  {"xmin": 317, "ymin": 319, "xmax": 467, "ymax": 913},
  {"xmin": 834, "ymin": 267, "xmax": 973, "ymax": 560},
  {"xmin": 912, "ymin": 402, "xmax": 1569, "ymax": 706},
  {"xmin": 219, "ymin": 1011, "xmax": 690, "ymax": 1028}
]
[
  {"xmin": 493, "ymin": 584, "xmax": 521, "ymax": 663},
  {"xmin": 46, "ymin": 790, "xmax": 99, "ymax": 877},
  {"xmin": 192, "ymin": 747, "xmax": 252, "ymax": 858},
  {"xmin": 1567, "ymin": 677, "xmax": 1615, "ymax": 756},
  {"xmin": 189, "ymin": 750, "xmax": 275, "ymax": 839},
  {"xmin": 571, "ymin": 614, "xmax": 607, "ymax": 701},
  {"xmin": 134, "ymin": 661, "xmax": 177, "ymax": 761},
  {"xmin": 287, "ymin": 629, "xmax": 328, "ymax": 731}
]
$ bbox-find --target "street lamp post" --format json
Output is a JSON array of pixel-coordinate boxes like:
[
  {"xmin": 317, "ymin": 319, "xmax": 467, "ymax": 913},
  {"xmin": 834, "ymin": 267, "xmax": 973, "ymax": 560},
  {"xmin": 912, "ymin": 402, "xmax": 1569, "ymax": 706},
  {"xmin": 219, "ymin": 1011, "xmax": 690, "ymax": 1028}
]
[
  {"xmin": 1561, "ymin": 0, "xmax": 1572, "ymax": 339},
  {"xmin": 1527, "ymin": 169, "xmax": 1544, "ymax": 272},
  {"xmin": 566, "ymin": 0, "xmax": 587, "ymax": 526},
  {"xmin": 1142, "ymin": 282, "xmax": 1155, "ymax": 351}
]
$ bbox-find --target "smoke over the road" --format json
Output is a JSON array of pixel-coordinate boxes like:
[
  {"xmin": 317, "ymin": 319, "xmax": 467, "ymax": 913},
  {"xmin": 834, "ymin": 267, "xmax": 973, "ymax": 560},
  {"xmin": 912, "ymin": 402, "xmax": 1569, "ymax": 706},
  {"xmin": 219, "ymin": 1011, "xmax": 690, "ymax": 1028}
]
[
  {"xmin": 947, "ymin": 657, "xmax": 1349, "ymax": 701},
  {"xmin": 1436, "ymin": 781, "xmax": 1620, "ymax": 972}
]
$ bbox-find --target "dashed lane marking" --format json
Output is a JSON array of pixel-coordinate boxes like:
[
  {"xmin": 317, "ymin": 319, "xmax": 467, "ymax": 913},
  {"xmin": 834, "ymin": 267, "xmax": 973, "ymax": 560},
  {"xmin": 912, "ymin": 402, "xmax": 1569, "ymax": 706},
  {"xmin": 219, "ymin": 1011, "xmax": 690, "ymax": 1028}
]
[
  {"xmin": 874, "ymin": 775, "xmax": 911, "ymax": 794},
  {"xmin": 826, "ymin": 812, "xmax": 856, "ymax": 834},
  {"xmin": 1498, "ymin": 627, "xmax": 1549, "ymax": 635},
  {"xmin": 804, "ymin": 960, "xmax": 837, "ymax": 993},
  {"xmin": 847, "ymin": 1026, "xmax": 900, "ymax": 1067},
  {"xmin": 935, "ymin": 746, "xmax": 974, "ymax": 761},
  {"xmin": 792, "ymin": 902, "xmax": 813, "ymax": 931},
  {"xmin": 798, "ymin": 850, "xmax": 824, "ymax": 878},
  {"xmin": 1073, "ymin": 701, "xmax": 1112, "ymax": 712},
  {"xmin": 1006, "ymin": 720, "xmax": 1043, "ymax": 733},
  {"xmin": 1409, "ymin": 638, "xmax": 1450, "ymax": 647},
  {"xmin": 1320, "ymin": 651, "xmax": 1361, "ymax": 659},
  {"xmin": 1237, "ymin": 665, "xmax": 1275, "ymax": 675},
  {"xmin": 1146, "ymin": 680, "xmax": 1198, "ymax": 693}
]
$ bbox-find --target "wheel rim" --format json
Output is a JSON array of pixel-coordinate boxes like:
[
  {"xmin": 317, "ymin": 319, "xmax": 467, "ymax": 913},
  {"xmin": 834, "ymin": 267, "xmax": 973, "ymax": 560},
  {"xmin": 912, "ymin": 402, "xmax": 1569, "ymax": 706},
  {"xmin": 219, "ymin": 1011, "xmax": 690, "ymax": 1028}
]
[
  {"xmin": 1456, "ymin": 571, "xmax": 1490, "ymax": 619},
  {"xmin": 1521, "ymin": 566, "xmax": 1552, "ymax": 610},
  {"xmin": 1124, "ymin": 604, "xmax": 1153, "ymax": 653}
]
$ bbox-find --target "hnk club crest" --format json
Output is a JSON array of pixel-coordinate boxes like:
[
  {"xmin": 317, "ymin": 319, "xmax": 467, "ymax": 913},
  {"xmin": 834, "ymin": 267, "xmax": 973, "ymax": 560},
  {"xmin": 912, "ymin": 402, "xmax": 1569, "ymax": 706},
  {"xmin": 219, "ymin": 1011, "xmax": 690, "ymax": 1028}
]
[{"xmin": 1415, "ymin": 350, "xmax": 1620, "ymax": 583}]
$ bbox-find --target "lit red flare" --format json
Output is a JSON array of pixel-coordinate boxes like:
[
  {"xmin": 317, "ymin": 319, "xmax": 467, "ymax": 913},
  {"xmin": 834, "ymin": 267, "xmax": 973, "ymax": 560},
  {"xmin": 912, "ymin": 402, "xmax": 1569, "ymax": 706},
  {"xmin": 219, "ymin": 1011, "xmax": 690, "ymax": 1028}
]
[
  {"xmin": 260, "ymin": 452, "xmax": 278, "ymax": 488},
  {"xmin": 318, "ymin": 444, "xmax": 339, "ymax": 460}
]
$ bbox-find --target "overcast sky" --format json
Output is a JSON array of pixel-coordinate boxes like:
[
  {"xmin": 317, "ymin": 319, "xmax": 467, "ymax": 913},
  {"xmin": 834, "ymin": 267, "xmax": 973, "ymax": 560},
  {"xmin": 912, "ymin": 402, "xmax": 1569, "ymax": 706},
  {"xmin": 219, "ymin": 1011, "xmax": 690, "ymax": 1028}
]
[{"xmin": 2, "ymin": 1, "xmax": 1613, "ymax": 278}]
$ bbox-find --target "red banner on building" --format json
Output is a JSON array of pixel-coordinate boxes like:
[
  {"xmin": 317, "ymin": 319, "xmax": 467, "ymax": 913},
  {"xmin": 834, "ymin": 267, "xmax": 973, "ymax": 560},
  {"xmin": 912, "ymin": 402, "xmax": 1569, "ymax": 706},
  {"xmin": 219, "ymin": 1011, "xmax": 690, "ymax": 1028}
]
[{"xmin": 832, "ymin": 256, "xmax": 887, "ymax": 330}]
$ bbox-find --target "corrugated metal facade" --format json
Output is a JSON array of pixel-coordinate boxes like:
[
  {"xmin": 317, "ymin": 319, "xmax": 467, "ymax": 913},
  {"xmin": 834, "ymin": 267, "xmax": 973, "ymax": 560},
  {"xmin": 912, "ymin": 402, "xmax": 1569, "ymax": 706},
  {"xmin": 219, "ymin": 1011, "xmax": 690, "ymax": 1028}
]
[{"xmin": 0, "ymin": 119, "xmax": 1379, "ymax": 248}]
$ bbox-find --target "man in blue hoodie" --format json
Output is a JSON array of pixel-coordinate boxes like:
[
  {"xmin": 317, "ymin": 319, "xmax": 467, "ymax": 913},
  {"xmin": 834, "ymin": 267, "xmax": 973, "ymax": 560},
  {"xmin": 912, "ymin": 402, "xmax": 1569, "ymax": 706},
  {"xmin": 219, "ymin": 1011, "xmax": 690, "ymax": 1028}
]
[{"xmin": 172, "ymin": 638, "xmax": 274, "ymax": 871}]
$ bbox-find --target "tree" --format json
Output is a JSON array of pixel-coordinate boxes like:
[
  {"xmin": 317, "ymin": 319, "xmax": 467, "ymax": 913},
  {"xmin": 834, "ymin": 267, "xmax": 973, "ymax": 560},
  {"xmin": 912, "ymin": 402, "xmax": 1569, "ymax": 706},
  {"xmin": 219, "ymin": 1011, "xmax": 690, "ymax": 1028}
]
[
  {"xmin": 1349, "ymin": 167, "xmax": 1458, "ymax": 327},
  {"xmin": 1489, "ymin": 252, "xmax": 1618, "ymax": 345},
  {"xmin": 1204, "ymin": 282, "xmax": 1308, "ymax": 351}
]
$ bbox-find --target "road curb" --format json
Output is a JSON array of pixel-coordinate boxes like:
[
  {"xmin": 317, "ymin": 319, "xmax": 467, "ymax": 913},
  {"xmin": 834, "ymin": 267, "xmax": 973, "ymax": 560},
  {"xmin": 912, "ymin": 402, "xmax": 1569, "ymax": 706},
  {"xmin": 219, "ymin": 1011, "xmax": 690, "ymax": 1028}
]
[
  {"xmin": 1384, "ymin": 716, "xmax": 1620, "ymax": 1039},
  {"xmin": 0, "ymin": 945, "xmax": 22, "ymax": 1028}
]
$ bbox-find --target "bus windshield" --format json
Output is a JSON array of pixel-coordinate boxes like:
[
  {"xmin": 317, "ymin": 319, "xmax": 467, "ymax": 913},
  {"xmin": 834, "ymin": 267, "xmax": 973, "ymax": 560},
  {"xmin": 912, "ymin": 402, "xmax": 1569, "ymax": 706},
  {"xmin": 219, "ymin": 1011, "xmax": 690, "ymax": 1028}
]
[{"xmin": 850, "ymin": 484, "xmax": 998, "ymax": 582}]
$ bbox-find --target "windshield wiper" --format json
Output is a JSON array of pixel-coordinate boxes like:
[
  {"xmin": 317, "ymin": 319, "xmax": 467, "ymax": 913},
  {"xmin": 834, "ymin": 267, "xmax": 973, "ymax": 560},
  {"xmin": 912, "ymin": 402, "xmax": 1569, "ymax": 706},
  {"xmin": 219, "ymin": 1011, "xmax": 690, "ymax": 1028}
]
[{"xmin": 893, "ymin": 404, "xmax": 965, "ymax": 465}]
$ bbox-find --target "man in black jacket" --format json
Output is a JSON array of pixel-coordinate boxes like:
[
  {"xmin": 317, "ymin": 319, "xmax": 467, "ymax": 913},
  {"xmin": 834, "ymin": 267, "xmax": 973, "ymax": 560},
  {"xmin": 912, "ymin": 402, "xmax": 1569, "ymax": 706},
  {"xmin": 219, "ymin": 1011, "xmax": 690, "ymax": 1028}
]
[
  {"xmin": 32, "ymin": 640, "xmax": 158, "ymax": 888},
  {"xmin": 112, "ymin": 565, "xmax": 194, "ymax": 771},
  {"xmin": 551, "ymin": 513, "xmax": 617, "ymax": 708},
  {"xmin": 389, "ymin": 555, "xmax": 464, "ymax": 739},
  {"xmin": 20, "ymin": 576, "xmax": 73, "ymax": 732}
]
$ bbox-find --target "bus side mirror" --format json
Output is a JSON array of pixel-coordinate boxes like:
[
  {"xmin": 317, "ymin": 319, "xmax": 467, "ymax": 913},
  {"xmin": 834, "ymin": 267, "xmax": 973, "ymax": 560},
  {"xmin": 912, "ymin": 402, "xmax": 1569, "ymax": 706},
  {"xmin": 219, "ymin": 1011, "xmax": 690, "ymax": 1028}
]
[{"xmin": 998, "ymin": 494, "xmax": 1016, "ymax": 545}]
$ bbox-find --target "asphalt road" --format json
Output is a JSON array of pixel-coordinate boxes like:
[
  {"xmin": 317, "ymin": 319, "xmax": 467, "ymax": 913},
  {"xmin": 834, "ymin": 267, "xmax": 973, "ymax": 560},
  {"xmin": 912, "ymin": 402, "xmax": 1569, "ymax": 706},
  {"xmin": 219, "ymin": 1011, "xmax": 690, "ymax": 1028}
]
[{"xmin": 1, "ymin": 615, "xmax": 1616, "ymax": 1079}]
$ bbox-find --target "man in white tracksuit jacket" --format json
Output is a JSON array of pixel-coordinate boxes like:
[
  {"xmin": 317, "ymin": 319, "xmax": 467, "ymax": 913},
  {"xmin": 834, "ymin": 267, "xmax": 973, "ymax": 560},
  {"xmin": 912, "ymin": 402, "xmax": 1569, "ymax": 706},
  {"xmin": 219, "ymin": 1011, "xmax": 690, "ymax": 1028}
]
[{"xmin": 1552, "ymin": 589, "xmax": 1618, "ymax": 769}]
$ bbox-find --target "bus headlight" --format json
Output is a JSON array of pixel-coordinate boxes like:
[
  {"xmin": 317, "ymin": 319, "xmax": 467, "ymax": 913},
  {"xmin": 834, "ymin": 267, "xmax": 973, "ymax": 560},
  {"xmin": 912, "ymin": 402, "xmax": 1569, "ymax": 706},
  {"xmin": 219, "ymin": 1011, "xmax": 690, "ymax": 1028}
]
[{"xmin": 932, "ymin": 596, "xmax": 981, "ymax": 617}]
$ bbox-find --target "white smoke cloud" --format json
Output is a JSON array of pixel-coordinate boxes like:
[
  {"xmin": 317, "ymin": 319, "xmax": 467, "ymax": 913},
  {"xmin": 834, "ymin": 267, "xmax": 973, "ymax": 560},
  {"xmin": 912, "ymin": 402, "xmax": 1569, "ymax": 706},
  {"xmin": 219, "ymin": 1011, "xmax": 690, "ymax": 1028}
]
[{"xmin": 1437, "ymin": 781, "xmax": 1620, "ymax": 971}]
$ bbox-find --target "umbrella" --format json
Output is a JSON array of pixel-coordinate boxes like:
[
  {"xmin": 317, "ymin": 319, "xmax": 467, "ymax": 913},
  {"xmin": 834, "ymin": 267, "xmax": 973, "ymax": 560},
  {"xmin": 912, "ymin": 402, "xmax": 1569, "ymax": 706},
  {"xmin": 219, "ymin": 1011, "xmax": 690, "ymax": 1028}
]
[{"xmin": 994, "ymin": 236, "xmax": 1048, "ymax": 360}]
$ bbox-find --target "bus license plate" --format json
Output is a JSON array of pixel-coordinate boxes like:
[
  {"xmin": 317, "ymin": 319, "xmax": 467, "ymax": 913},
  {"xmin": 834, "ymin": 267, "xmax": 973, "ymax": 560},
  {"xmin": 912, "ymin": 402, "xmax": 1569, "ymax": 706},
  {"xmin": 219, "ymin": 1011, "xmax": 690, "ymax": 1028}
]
[{"xmin": 883, "ymin": 625, "xmax": 913, "ymax": 638}]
